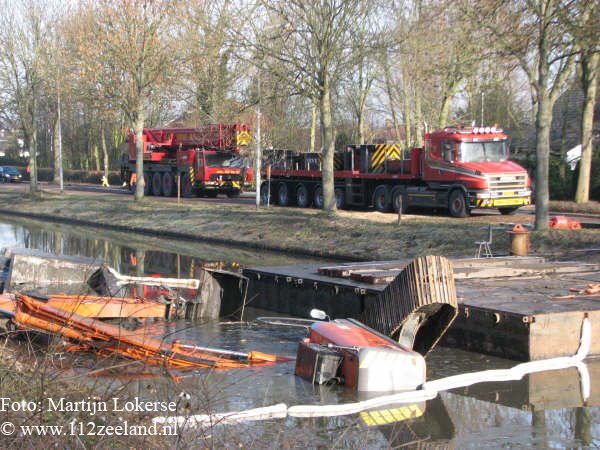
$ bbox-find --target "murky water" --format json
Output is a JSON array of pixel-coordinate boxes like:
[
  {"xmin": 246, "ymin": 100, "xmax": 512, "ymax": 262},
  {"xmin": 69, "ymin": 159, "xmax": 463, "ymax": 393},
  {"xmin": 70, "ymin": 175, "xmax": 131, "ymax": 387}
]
[{"xmin": 0, "ymin": 217, "xmax": 598, "ymax": 448}]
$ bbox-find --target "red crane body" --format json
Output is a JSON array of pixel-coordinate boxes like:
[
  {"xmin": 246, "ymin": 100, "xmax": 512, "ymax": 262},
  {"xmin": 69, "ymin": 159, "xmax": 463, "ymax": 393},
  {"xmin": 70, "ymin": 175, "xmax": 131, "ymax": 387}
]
[{"xmin": 121, "ymin": 124, "xmax": 252, "ymax": 198}]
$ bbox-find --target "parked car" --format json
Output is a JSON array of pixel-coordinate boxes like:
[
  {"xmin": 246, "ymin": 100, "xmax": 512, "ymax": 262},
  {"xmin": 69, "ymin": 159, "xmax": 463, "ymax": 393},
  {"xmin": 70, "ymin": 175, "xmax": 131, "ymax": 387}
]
[{"xmin": 0, "ymin": 166, "xmax": 23, "ymax": 182}]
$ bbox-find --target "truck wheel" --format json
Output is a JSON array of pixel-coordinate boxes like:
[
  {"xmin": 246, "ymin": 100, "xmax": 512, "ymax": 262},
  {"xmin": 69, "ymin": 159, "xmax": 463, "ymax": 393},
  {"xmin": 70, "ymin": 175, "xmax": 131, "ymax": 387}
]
[
  {"xmin": 260, "ymin": 182, "xmax": 270, "ymax": 205},
  {"xmin": 296, "ymin": 183, "xmax": 310, "ymax": 207},
  {"xmin": 499, "ymin": 207, "xmax": 519, "ymax": 215},
  {"xmin": 313, "ymin": 186, "xmax": 324, "ymax": 209},
  {"xmin": 151, "ymin": 172, "xmax": 162, "ymax": 196},
  {"xmin": 143, "ymin": 172, "xmax": 152, "ymax": 196},
  {"xmin": 373, "ymin": 185, "xmax": 391, "ymax": 212},
  {"xmin": 226, "ymin": 191, "xmax": 240, "ymax": 198},
  {"xmin": 181, "ymin": 172, "xmax": 193, "ymax": 197},
  {"xmin": 391, "ymin": 187, "xmax": 407, "ymax": 213},
  {"xmin": 448, "ymin": 189, "xmax": 468, "ymax": 218},
  {"xmin": 161, "ymin": 172, "xmax": 176, "ymax": 197},
  {"xmin": 277, "ymin": 183, "xmax": 290, "ymax": 206},
  {"xmin": 334, "ymin": 188, "xmax": 345, "ymax": 209}
]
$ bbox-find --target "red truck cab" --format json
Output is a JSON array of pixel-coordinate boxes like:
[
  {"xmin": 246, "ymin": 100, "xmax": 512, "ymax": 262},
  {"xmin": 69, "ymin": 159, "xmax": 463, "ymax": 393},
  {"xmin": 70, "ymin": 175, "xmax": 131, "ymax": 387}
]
[{"xmin": 420, "ymin": 126, "xmax": 531, "ymax": 216}]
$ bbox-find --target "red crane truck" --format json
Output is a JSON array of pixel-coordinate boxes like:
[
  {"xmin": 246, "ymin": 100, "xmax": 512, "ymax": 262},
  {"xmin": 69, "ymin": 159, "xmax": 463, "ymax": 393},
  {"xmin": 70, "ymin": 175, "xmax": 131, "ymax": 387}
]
[
  {"xmin": 260, "ymin": 125, "xmax": 531, "ymax": 217},
  {"xmin": 120, "ymin": 124, "xmax": 252, "ymax": 198}
]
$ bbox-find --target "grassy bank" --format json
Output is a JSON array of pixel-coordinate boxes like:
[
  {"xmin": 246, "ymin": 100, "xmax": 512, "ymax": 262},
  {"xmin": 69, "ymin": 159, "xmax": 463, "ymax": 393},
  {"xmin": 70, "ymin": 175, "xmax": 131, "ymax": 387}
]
[{"xmin": 0, "ymin": 190, "xmax": 598, "ymax": 262}]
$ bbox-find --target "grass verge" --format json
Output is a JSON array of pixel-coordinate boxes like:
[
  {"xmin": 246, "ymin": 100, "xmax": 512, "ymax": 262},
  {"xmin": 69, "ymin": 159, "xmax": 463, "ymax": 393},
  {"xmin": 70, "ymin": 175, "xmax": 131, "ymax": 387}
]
[{"xmin": 0, "ymin": 190, "xmax": 598, "ymax": 262}]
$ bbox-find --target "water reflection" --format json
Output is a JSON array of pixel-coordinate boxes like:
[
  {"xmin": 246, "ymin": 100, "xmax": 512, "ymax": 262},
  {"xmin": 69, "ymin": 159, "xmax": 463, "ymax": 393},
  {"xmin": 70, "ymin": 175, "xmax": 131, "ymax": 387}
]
[
  {"xmin": 0, "ymin": 217, "xmax": 324, "ymax": 276},
  {"xmin": 1, "ymin": 217, "xmax": 599, "ymax": 447}
]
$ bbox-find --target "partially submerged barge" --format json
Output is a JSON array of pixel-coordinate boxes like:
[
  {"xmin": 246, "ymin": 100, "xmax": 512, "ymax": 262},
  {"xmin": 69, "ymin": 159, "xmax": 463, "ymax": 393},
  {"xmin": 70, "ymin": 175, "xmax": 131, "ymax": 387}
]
[
  {"xmin": 0, "ymin": 248, "xmax": 461, "ymax": 389},
  {"xmin": 2, "ymin": 245, "xmax": 597, "ymax": 370},
  {"xmin": 243, "ymin": 256, "xmax": 600, "ymax": 361}
]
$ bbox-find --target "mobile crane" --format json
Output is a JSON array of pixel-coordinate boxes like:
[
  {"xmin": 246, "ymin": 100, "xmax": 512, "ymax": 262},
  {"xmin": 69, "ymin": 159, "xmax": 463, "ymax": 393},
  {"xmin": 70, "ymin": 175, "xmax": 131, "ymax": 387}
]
[{"xmin": 121, "ymin": 124, "xmax": 252, "ymax": 198}]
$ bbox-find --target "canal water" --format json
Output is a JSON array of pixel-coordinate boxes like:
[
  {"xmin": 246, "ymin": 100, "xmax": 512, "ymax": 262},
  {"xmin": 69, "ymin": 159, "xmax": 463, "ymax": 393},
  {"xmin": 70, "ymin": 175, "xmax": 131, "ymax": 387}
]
[{"xmin": 0, "ymin": 217, "xmax": 598, "ymax": 448}]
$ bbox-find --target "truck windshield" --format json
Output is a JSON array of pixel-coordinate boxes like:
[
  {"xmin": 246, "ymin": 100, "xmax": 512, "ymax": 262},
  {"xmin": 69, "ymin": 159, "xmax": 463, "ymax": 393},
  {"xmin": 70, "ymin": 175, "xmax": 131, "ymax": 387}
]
[
  {"xmin": 458, "ymin": 141, "xmax": 508, "ymax": 163},
  {"xmin": 204, "ymin": 153, "xmax": 246, "ymax": 168}
]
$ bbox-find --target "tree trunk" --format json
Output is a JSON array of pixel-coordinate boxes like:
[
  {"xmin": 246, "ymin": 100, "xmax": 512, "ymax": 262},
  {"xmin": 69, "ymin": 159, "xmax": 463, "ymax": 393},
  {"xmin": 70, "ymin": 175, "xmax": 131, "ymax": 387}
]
[
  {"xmin": 28, "ymin": 127, "xmax": 38, "ymax": 195},
  {"xmin": 319, "ymin": 74, "xmax": 336, "ymax": 213},
  {"xmin": 134, "ymin": 101, "xmax": 145, "ymax": 201},
  {"xmin": 101, "ymin": 124, "xmax": 110, "ymax": 179},
  {"xmin": 27, "ymin": 93, "xmax": 38, "ymax": 195},
  {"xmin": 402, "ymin": 72, "xmax": 412, "ymax": 150},
  {"xmin": 415, "ymin": 83, "xmax": 424, "ymax": 146},
  {"xmin": 310, "ymin": 100, "xmax": 317, "ymax": 152},
  {"xmin": 439, "ymin": 79, "xmax": 460, "ymax": 128},
  {"xmin": 534, "ymin": 95, "xmax": 552, "ymax": 230},
  {"xmin": 93, "ymin": 144, "xmax": 101, "ymax": 172},
  {"xmin": 382, "ymin": 58, "xmax": 402, "ymax": 143},
  {"xmin": 356, "ymin": 65, "xmax": 368, "ymax": 145},
  {"xmin": 575, "ymin": 52, "xmax": 599, "ymax": 203},
  {"xmin": 357, "ymin": 91, "xmax": 366, "ymax": 145},
  {"xmin": 53, "ymin": 113, "xmax": 61, "ymax": 184}
]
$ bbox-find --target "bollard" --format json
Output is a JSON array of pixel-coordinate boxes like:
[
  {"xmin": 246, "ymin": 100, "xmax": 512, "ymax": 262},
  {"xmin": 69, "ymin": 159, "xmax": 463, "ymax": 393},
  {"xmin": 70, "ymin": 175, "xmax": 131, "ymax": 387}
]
[{"xmin": 507, "ymin": 224, "xmax": 530, "ymax": 256}]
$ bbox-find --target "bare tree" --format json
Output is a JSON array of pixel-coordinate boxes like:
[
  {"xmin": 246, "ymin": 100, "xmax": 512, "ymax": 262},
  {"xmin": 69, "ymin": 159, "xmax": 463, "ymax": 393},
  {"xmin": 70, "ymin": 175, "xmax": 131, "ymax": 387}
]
[
  {"xmin": 478, "ymin": 0, "xmax": 577, "ymax": 230},
  {"xmin": 0, "ymin": 0, "xmax": 53, "ymax": 196},
  {"xmin": 249, "ymin": 0, "xmax": 377, "ymax": 213},
  {"xmin": 62, "ymin": 7, "xmax": 123, "ymax": 183},
  {"xmin": 177, "ymin": 0, "xmax": 244, "ymax": 123},
  {"xmin": 343, "ymin": 34, "xmax": 376, "ymax": 145},
  {"xmin": 75, "ymin": 0, "xmax": 176, "ymax": 201},
  {"xmin": 570, "ymin": 0, "xmax": 600, "ymax": 203},
  {"xmin": 431, "ymin": 1, "xmax": 486, "ymax": 128}
]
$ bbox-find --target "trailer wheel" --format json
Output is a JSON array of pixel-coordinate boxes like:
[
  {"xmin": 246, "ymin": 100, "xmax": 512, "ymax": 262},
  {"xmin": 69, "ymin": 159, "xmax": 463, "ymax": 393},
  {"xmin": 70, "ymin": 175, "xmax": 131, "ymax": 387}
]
[
  {"xmin": 373, "ymin": 185, "xmax": 391, "ymax": 212},
  {"xmin": 260, "ymin": 182, "xmax": 270, "ymax": 205},
  {"xmin": 296, "ymin": 183, "xmax": 310, "ymax": 207},
  {"xmin": 499, "ymin": 206, "xmax": 519, "ymax": 215},
  {"xmin": 143, "ymin": 172, "xmax": 152, "ymax": 196},
  {"xmin": 277, "ymin": 182, "xmax": 290, "ymax": 206},
  {"xmin": 181, "ymin": 172, "xmax": 193, "ymax": 197},
  {"xmin": 334, "ymin": 188, "xmax": 345, "ymax": 209},
  {"xmin": 448, "ymin": 189, "xmax": 468, "ymax": 218},
  {"xmin": 313, "ymin": 185, "xmax": 324, "ymax": 209},
  {"xmin": 161, "ymin": 172, "xmax": 176, "ymax": 197},
  {"xmin": 391, "ymin": 187, "xmax": 407, "ymax": 213}
]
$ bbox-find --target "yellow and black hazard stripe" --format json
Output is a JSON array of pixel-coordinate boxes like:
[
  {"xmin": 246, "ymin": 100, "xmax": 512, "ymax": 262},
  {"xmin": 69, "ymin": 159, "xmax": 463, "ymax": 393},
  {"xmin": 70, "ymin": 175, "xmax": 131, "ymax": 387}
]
[
  {"xmin": 371, "ymin": 144, "xmax": 402, "ymax": 173},
  {"xmin": 189, "ymin": 165, "xmax": 195, "ymax": 187},
  {"xmin": 360, "ymin": 404, "xmax": 423, "ymax": 426}
]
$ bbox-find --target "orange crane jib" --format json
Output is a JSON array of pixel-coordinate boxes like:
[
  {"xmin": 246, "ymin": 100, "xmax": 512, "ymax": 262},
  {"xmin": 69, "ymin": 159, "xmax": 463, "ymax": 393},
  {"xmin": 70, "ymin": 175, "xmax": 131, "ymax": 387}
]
[{"xmin": 13, "ymin": 294, "xmax": 291, "ymax": 370}]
